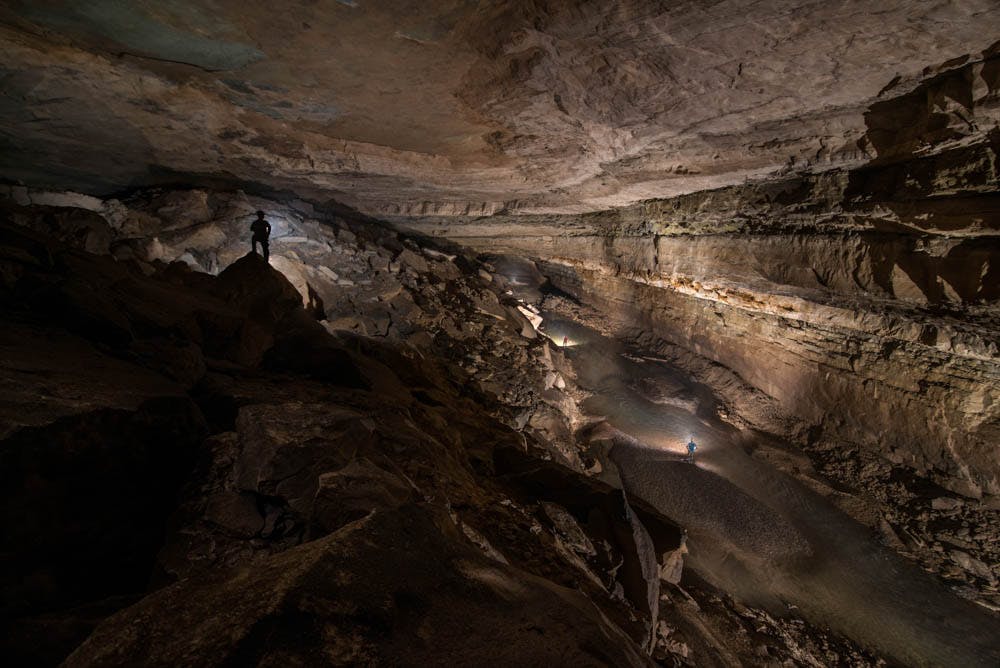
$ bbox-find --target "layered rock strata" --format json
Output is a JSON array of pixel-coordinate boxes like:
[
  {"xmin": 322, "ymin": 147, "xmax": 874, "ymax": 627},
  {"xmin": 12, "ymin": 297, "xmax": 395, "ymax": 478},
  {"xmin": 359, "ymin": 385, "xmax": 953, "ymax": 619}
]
[
  {"xmin": 400, "ymin": 54, "xmax": 1000, "ymax": 500},
  {"xmin": 0, "ymin": 3, "xmax": 997, "ymax": 213}
]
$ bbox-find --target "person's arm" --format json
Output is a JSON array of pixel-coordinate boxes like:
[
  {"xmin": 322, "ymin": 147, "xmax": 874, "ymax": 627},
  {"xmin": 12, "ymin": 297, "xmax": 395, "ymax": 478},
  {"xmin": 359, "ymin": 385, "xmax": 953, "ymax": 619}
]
[{"xmin": 266, "ymin": 222, "xmax": 272, "ymax": 235}]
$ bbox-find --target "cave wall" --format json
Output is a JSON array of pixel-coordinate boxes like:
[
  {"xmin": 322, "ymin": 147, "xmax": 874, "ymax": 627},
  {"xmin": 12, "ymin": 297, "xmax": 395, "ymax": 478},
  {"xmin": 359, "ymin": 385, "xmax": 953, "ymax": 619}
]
[
  {"xmin": 400, "ymin": 53, "xmax": 1000, "ymax": 497},
  {"xmin": 541, "ymin": 261, "xmax": 999, "ymax": 496}
]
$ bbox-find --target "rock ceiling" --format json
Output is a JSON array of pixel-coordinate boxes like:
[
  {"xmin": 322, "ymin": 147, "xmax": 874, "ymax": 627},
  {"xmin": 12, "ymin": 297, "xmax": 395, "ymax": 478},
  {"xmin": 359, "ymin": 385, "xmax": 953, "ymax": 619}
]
[{"xmin": 1, "ymin": 0, "xmax": 997, "ymax": 215}]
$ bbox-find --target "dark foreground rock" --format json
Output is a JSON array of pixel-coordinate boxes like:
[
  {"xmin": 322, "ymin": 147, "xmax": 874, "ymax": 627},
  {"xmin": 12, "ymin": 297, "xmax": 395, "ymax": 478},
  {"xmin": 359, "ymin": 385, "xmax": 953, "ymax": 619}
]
[
  {"xmin": 0, "ymin": 203, "xmax": 896, "ymax": 667},
  {"xmin": 66, "ymin": 504, "xmax": 653, "ymax": 668},
  {"xmin": 0, "ymin": 215, "xmax": 670, "ymax": 665}
]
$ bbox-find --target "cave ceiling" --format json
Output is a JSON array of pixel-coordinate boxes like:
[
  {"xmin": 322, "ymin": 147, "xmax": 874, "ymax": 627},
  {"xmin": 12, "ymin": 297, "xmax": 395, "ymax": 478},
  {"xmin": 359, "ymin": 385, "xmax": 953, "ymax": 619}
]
[{"xmin": 1, "ymin": 0, "xmax": 997, "ymax": 215}]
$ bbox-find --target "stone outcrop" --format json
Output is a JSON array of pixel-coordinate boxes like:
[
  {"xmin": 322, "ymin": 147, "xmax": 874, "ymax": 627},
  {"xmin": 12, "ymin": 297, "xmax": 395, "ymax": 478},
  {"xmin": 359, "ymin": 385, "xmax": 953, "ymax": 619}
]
[{"xmin": 67, "ymin": 504, "xmax": 654, "ymax": 668}]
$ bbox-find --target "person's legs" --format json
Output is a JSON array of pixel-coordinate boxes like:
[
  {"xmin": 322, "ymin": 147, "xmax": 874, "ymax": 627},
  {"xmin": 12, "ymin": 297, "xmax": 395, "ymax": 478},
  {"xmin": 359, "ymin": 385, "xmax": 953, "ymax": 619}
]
[{"xmin": 262, "ymin": 239, "xmax": 269, "ymax": 261}]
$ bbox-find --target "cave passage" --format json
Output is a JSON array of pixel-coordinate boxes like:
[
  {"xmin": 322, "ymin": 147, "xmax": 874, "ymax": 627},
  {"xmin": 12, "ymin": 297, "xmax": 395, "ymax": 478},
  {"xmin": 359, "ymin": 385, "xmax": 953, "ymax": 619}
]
[
  {"xmin": 497, "ymin": 255, "xmax": 1000, "ymax": 667},
  {"xmin": 2, "ymin": 4, "xmax": 999, "ymax": 665},
  {"xmin": 562, "ymin": 314, "xmax": 999, "ymax": 667}
]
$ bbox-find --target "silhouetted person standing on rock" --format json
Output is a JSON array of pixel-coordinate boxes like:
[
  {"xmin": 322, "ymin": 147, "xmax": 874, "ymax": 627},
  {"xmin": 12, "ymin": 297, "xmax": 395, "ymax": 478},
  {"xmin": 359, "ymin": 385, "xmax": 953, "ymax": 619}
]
[{"xmin": 250, "ymin": 210, "xmax": 271, "ymax": 261}]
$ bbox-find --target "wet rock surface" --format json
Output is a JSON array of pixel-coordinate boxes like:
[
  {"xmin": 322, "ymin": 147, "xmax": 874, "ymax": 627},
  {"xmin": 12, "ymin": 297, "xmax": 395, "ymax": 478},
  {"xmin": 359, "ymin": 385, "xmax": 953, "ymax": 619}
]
[
  {"xmin": 531, "ymin": 293, "xmax": 1000, "ymax": 666},
  {"xmin": 543, "ymin": 282, "xmax": 1000, "ymax": 616}
]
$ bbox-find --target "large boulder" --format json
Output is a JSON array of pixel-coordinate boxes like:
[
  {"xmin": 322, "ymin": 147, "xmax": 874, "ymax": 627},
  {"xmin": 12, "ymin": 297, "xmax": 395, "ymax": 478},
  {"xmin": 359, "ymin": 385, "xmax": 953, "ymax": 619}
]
[
  {"xmin": 212, "ymin": 253, "xmax": 303, "ymax": 317},
  {"xmin": 65, "ymin": 505, "xmax": 654, "ymax": 668},
  {"xmin": 207, "ymin": 253, "xmax": 305, "ymax": 366}
]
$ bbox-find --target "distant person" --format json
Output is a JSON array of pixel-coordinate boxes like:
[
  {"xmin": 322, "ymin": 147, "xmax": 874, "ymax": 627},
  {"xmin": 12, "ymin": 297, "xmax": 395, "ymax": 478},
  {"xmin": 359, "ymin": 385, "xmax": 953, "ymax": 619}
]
[
  {"xmin": 250, "ymin": 210, "xmax": 271, "ymax": 261},
  {"xmin": 686, "ymin": 438, "xmax": 697, "ymax": 463},
  {"xmin": 562, "ymin": 335, "xmax": 569, "ymax": 347}
]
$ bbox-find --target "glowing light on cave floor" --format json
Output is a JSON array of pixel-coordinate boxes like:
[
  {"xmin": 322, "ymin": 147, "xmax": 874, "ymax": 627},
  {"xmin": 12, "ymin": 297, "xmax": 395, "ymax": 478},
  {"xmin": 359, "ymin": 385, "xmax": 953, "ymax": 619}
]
[{"xmin": 541, "ymin": 330, "xmax": 581, "ymax": 347}]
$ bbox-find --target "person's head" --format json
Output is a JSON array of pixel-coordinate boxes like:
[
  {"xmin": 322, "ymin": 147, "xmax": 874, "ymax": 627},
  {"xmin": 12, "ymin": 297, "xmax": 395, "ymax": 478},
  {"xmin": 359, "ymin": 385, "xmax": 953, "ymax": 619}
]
[{"xmin": 256, "ymin": 210, "xmax": 265, "ymax": 219}]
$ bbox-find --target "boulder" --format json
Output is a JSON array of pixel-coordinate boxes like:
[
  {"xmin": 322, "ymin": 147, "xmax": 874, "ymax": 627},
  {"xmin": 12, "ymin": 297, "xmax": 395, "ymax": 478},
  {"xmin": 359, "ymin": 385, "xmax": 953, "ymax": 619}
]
[
  {"xmin": 64, "ymin": 505, "xmax": 655, "ymax": 668},
  {"xmin": 308, "ymin": 459, "xmax": 415, "ymax": 538},
  {"xmin": 212, "ymin": 252, "xmax": 303, "ymax": 318}
]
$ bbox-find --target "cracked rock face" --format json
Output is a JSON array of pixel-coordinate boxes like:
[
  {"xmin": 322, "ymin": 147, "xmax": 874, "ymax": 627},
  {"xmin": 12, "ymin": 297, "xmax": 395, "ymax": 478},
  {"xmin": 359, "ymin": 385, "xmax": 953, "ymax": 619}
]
[{"xmin": 1, "ymin": 1, "xmax": 999, "ymax": 214}]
